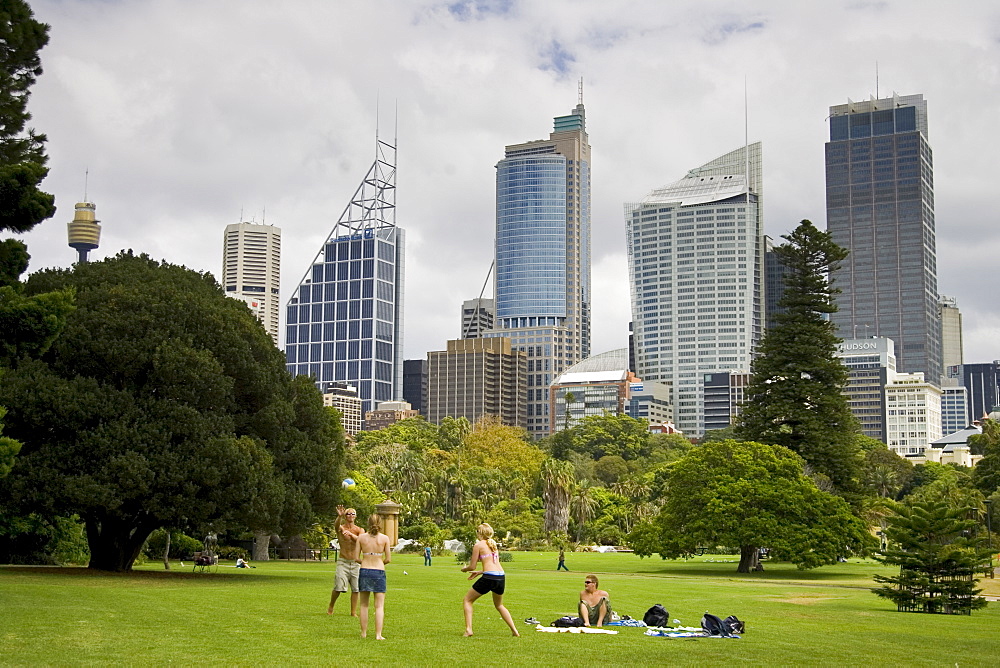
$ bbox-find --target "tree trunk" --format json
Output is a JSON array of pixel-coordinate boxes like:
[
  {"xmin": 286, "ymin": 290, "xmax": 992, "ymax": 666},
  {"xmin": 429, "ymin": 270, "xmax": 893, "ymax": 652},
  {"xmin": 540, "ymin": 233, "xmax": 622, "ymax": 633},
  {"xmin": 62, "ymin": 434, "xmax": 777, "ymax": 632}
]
[
  {"xmin": 85, "ymin": 513, "xmax": 157, "ymax": 572},
  {"xmin": 252, "ymin": 530, "xmax": 271, "ymax": 561},
  {"xmin": 736, "ymin": 545, "xmax": 760, "ymax": 573},
  {"xmin": 162, "ymin": 531, "xmax": 171, "ymax": 570}
]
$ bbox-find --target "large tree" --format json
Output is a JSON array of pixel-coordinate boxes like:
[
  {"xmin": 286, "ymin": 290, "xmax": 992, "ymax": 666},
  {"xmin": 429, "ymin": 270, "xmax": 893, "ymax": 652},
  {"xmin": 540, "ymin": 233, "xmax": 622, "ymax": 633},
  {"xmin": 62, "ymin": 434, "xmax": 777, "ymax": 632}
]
[
  {"xmin": 629, "ymin": 439, "xmax": 871, "ymax": 573},
  {"xmin": 971, "ymin": 418, "xmax": 1000, "ymax": 495},
  {"xmin": 0, "ymin": 0, "xmax": 55, "ymax": 236},
  {"xmin": 736, "ymin": 220, "xmax": 863, "ymax": 495},
  {"xmin": 0, "ymin": 253, "xmax": 341, "ymax": 571}
]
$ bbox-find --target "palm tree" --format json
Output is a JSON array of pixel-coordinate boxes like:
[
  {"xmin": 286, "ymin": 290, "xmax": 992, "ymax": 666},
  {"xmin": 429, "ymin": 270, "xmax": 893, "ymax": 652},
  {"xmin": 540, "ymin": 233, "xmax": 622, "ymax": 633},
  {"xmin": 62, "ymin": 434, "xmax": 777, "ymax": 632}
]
[
  {"xmin": 542, "ymin": 457, "xmax": 574, "ymax": 534},
  {"xmin": 570, "ymin": 480, "xmax": 600, "ymax": 542}
]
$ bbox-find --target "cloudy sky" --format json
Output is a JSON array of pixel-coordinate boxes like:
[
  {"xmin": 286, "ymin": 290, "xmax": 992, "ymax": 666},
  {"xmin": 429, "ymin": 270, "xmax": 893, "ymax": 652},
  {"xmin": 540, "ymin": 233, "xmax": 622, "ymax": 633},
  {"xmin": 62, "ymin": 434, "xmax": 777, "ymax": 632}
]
[{"xmin": 15, "ymin": 0, "xmax": 1000, "ymax": 365}]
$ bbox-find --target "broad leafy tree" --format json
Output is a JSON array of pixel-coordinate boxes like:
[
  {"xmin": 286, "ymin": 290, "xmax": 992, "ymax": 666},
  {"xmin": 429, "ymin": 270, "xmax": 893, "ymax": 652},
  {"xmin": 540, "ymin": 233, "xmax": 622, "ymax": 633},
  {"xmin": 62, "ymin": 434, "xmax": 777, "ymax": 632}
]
[
  {"xmin": 971, "ymin": 418, "xmax": 1000, "ymax": 494},
  {"xmin": 737, "ymin": 220, "xmax": 863, "ymax": 495},
  {"xmin": 0, "ymin": 253, "xmax": 341, "ymax": 571},
  {"xmin": 872, "ymin": 500, "xmax": 990, "ymax": 614},
  {"xmin": 630, "ymin": 439, "xmax": 871, "ymax": 573},
  {"xmin": 0, "ymin": 0, "xmax": 55, "ymax": 236}
]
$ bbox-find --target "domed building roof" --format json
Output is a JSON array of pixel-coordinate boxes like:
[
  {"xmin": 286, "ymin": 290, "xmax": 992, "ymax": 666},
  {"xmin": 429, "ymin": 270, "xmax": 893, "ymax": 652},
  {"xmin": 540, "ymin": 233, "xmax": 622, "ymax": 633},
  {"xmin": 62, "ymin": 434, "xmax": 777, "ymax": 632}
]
[{"xmin": 556, "ymin": 348, "xmax": 630, "ymax": 384}]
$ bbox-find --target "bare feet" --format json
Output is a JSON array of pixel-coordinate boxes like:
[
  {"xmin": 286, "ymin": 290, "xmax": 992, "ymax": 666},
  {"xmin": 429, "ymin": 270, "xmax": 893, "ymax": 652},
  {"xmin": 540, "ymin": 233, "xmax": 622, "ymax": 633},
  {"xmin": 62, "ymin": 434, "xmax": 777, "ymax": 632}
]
[
  {"xmin": 327, "ymin": 606, "xmax": 334, "ymax": 615},
  {"xmin": 360, "ymin": 632, "xmax": 366, "ymax": 639},
  {"xmin": 512, "ymin": 630, "xmax": 520, "ymax": 637},
  {"xmin": 463, "ymin": 631, "xmax": 474, "ymax": 637},
  {"xmin": 376, "ymin": 635, "xmax": 386, "ymax": 640}
]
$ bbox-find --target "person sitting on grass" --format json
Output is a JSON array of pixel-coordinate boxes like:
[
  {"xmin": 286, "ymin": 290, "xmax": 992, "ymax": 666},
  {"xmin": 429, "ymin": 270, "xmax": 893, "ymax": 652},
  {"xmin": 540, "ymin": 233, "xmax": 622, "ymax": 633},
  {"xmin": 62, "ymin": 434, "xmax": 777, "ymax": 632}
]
[{"xmin": 578, "ymin": 573, "xmax": 612, "ymax": 627}]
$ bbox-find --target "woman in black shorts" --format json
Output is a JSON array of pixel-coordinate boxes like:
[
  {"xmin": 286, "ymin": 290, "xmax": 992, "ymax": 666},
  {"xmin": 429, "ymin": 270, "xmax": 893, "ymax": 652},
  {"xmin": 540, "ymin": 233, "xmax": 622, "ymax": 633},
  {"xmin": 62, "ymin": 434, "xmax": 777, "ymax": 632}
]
[{"xmin": 460, "ymin": 523, "xmax": 519, "ymax": 637}]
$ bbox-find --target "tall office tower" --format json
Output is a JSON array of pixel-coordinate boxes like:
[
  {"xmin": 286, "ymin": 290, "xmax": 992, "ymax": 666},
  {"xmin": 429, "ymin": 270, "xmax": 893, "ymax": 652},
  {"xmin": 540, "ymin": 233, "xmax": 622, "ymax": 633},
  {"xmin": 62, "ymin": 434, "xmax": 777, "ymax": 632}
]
[
  {"xmin": 826, "ymin": 94, "xmax": 941, "ymax": 383},
  {"xmin": 836, "ymin": 337, "xmax": 897, "ymax": 442},
  {"xmin": 626, "ymin": 143, "xmax": 763, "ymax": 436},
  {"xmin": 67, "ymin": 201, "xmax": 101, "ymax": 263},
  {"xmin": 484, "ymin": 97, "xmax": 591, "ymax": 437},
  {"xmin": 223, "ymin": 222, "xmax": 281, "ymax": 345},
  {"xmin": 402, "ymin": 359, "xmax": 428, "ymax": 414},
  {"xmin": 885, "ymin": 372, "xmax": 942, "ymax": 459},
  {"xmin": 285, "ymin": 136, "xmax": 403, "ymax": 419},
  {"xmin": 940, "ymin": 386, "xmax": 969, "ymax": 436},
  {"xmin": 702, "ymin": 371, "xmax": 751, "ymax": 433},
  {"xmin": 763, "ymin": 236, "xmax": 790, "ymax": 331},
  {"xmin": 426, "ymin": 338, "xmax": 527, "ymax": 427},
  {"xmin": 938, "ymin": 295, "xmax": 963, "ymax": 380},
  {"xmin": 461, "ymin": 298, "xmax": 495, "ymax": 339},
  {"xmin": 960, "ymin": 362, "xmax": 1000, "ymax": 422}
]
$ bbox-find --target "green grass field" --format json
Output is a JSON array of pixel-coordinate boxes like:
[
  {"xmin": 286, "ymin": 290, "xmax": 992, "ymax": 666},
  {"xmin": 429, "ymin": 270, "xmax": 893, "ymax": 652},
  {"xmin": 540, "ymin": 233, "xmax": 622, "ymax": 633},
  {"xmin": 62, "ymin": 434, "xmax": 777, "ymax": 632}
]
[{"xmin": 2, "ymin": 552, "xmax": 998, "ymax": 666}]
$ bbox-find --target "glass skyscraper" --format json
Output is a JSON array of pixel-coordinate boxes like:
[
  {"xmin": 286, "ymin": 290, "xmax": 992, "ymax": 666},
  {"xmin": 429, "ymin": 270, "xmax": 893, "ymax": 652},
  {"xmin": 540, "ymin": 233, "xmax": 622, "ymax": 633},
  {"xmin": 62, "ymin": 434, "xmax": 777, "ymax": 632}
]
[
  {"xmin": 284, "ymin": 137, "xmax": 403, "ymax": 418},
  {"xmin": 485, "ymin": 99, "xmax": 591, "ymax": 437},
  {"xmin": 826, "ymin": 94, "xmax": 941, "ymax": 384},
  {"xmin": 626, "ymin": 143, "xmax": 763, "ymax": 436}
]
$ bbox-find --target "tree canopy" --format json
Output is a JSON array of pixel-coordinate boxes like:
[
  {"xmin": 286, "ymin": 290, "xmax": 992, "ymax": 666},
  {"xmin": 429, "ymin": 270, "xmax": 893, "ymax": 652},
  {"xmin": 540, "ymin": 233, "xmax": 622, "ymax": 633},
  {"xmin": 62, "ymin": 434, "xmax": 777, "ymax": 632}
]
[
  {"xmin": 0, "ymin": 0, "xmax": 56, "ymax": 236},
  {"xmin": 630, "ymin": 439, "xmax": 872, "ymax": 572},
  {"xmin": 736, "ymin": 219, "xmax": 862, "ymax": 496},
  {"xmin": 0, "ymin": 253, "xmax": 341, "ymax": 571}
]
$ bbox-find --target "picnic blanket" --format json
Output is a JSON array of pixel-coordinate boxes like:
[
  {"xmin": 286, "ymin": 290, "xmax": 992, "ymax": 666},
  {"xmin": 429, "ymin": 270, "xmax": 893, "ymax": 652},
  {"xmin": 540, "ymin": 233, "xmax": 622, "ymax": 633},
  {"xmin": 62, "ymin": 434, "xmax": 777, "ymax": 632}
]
[{"xmin": 536, "ymin": 625, "xmax": 618, "ymax": 634}]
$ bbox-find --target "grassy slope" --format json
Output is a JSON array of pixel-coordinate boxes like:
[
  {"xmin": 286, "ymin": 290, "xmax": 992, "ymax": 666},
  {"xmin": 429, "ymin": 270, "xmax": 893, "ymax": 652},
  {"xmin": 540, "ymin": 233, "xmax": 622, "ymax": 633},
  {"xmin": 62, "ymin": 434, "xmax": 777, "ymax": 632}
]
[{"xmin": 2, "ymin": 552, "xmax": 998, "ymax": 667}]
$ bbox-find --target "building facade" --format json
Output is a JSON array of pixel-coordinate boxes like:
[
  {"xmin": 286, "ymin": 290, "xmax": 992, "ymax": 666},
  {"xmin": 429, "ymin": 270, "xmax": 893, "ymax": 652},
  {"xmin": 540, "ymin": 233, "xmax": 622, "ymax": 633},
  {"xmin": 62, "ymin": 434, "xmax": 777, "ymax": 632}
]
[
  {"xmin": 763, "ymin": 235, "xmax": 790, "ymax": 332},
  {"xmin": 461, "ymin": 298, "xmax": 495, "ymax": 339},
  {"xmin": 402, "ymin": 359, "xmax": 428, "ymax": 414},
  {"xmin": 836, "ymin": 337, "xmax": 896, "ymax": 442},
  {"xmin": 940, "ymin": 385, "xmax": 970, "ymax": 437},
  {"xmin": 702, "ymin": 371, "xmax": 751, "ymax": 433},
  {"xmin": 484, "ymin": 99, "xmax": 591, "ymax": 437},
  {"xmin": 223, "ymin": 221, "xmax": 281, "ymax": 345},
  {"xmin": 285, "ymin": 137, "xmax": 403, "ymax": 419},
  {"xmin": 426, "ymin": 338, "xmax": 527, "ymax": 428},
  {"xmin": 826, "ymin": 94, "xmax": 941, "ymax": 383},
  {"xmin": 626, "ymin": 143, "xmax": 763, "ymax": 436},
  {"xmin": 321, "ymin": 381, "xmax": 362, "ymax": 437},
  {"xmin": 939, "ymin": 295, "xmax": 963, "ymax": 378},
  {"xmin": 364, "ymin": 400, "xmax": 420, "ymax": 431},
  {"xmin": 885, "ymin": 372, "xmax": 942, "ymax": 459},
  {"xmin": 959, "ymin": 362, "xmax": 1000, "ymax": 422}
]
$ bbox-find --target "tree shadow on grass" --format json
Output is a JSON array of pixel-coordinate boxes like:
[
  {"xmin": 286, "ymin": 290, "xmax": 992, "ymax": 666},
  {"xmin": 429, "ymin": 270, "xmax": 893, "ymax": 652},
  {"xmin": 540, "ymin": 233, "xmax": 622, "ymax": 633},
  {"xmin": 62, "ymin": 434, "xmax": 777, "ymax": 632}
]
[{"xmin": 0, "ymin": 565, "xmax": 287, "ymax": 584}]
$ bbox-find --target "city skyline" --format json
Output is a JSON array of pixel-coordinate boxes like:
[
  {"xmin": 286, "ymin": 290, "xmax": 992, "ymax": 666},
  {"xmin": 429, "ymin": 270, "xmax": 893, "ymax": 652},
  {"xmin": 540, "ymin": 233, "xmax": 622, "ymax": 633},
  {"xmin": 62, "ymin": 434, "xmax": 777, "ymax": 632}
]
[{"xmin": 13, "ymin": 1, "xmax": 1000, "ymax": 367}]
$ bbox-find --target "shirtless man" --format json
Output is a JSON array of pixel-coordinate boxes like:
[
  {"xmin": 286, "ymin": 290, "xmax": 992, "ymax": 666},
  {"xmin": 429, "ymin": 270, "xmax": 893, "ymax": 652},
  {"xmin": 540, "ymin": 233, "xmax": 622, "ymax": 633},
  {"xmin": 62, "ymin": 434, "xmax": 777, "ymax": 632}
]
[{"xmin": 328, "ymin": 505, "xmax": 364, "ymax": 616}]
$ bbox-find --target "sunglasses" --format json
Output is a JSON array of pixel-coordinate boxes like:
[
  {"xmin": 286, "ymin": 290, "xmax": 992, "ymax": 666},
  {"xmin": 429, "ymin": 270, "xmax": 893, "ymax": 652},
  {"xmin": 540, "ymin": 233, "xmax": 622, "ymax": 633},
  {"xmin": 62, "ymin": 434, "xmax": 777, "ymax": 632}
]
[{"xmin": 584, "ymin": 580, "xmax": 594, "ymax": 584}]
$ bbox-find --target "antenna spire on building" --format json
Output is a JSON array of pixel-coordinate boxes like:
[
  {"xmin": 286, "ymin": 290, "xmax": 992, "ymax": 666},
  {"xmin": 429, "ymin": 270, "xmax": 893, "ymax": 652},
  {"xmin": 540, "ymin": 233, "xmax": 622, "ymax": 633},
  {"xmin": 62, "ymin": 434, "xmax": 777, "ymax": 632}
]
[{"xmin": 578, "ymin": 77, "xmax": 584, "ymax": 105}]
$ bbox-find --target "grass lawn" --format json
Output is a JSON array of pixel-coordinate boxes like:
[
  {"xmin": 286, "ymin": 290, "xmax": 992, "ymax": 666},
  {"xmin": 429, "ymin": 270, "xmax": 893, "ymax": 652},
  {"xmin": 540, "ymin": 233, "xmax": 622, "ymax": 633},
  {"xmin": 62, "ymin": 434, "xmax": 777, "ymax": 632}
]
[{"xmin": 2, "ymin": 552, "xmax": 998, "ymax": 666}]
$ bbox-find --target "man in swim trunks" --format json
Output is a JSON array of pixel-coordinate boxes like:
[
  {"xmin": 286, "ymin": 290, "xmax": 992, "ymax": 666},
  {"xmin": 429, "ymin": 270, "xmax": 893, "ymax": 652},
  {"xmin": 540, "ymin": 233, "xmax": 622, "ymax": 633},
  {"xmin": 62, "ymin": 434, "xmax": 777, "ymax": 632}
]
[{"xmin": 328, "ymin": 505, "xmax": 364, "ymax": 616}]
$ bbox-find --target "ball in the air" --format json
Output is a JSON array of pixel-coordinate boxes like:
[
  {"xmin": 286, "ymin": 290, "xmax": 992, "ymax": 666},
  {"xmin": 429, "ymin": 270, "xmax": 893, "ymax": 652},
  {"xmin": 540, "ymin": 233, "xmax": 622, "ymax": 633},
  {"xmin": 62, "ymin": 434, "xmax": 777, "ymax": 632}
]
[{"xmin": 342, "ymin": 478, "xmax": 356, "ymax": 489}]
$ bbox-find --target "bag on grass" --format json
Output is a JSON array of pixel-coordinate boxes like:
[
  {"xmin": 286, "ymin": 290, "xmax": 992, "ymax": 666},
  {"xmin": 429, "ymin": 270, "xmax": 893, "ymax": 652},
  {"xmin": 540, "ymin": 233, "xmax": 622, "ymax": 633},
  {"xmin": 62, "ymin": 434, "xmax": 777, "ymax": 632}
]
[
  {"xmin": 722, "ymin": 615, "xmax": 745, "ymax": 634},
  {"xmin": 551, "ymin": 616, "xmax": 585, "ymax": 628},
  {"xmin": 701, "ymin": 612, "xmax": 732, "ymax": 637},
  {"xmin": 642, "ymin": 604, "xmax": 669, "ymax": 627}
]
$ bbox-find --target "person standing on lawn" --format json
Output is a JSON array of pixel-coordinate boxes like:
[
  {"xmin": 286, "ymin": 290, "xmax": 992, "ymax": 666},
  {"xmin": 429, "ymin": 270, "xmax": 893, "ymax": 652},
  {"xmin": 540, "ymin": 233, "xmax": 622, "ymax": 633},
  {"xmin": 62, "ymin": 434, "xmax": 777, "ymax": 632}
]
[
  {"xmin": 424, "ymin": 545, "xmax": 432, "ymax": 566},
  {"xmin": 557, "ymin": 547, "xmax": 569, "ymax": 571},
  {"xmin": 460, "ymin": 523, "xmax": 519, "ymax": 637},
  {"xmin": 356, "ymin": 514, "xmax": 392, "ymax": 640},
  {"xmin": 328, "ymin": 505, "xmax": 364, "ymax": 616}
]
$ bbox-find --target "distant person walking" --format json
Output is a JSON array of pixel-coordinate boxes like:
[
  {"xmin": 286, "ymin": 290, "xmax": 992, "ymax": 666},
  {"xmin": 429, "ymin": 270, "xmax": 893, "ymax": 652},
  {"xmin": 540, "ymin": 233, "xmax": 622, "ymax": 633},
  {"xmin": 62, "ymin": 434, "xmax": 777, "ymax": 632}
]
[
  {"xmin": 328, "ymin": 506, "xmax": 363, "ymax": 616},
  {"xmin": 356, "ymin": 514, "xmax": 391, "ymax": 640},
  {"xmin": 460, "ymin": 523, "xmax": 519, "ymax": 637},
  {"xmin": 557, "ymin": 547, "xmax": 569, "ymax": 571},
  {"xmin": 424, "ymin": 545, "xmax": 432, "ymax": 566}
]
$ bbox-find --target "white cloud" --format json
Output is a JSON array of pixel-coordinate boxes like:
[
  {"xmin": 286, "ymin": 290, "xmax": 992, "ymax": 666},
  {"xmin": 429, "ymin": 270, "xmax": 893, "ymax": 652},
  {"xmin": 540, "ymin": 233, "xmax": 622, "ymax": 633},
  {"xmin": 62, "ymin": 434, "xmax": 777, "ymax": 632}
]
[{"xmin": 14, "ymin": 0, "xmax": 1000, "ymax": 365}]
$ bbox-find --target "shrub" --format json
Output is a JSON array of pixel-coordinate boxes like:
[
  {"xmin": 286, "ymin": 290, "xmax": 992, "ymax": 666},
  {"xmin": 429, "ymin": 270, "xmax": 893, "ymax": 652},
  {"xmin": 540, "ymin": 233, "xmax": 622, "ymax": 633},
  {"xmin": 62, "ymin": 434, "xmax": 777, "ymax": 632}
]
[{"xmin": 143, "ymin": 530, "xmax": 203, "ymax": 560}]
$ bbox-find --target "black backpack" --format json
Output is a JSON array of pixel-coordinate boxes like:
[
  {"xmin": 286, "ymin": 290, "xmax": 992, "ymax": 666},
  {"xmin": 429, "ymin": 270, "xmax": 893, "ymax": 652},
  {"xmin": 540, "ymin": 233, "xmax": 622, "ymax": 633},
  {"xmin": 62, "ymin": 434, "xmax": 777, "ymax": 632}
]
[
  {"xmin": 642, "ymin": 604, "xmax": 669, "ymax": 627},
  {"xmin": 551, "ymin": 616, "xmax": 585, "ymax": 628},
  {"xmin": 701, "ymin": 612, "xmax": 732, "ymax": 636},
  {"xmin": 722, "ymin": 615, "xmax": 745, "ymax": 634}
]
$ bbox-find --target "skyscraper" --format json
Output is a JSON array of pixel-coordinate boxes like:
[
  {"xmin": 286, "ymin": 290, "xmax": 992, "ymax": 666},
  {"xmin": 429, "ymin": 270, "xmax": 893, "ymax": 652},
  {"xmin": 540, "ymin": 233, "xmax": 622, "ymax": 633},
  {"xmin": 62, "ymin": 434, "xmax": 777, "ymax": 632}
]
[
  {"xmin": 285, "ymin": 136, "xmax": 403, "ymax": 419},
  {"xmin": 223, "ymin": 221, "xmax": 281, "ymax": 345},
  {"xmin": 938, "ymin": 295, "xmax": 963, "ymax": 375},
  {"xmin": 461, "ymin": 297, "xmax": 495, "ymax": 339},
  {"xmin": 484, "ymin": 97, "xmax": 591, "ymax": 437},
  {"xmin": 826, "ymin": 94, "xmax": 941, "ymax": 383},
  {"xmin": 626, "ymin": 143, "xmax": 763, "ymax": 436},
  {"xmin": 426, "ymin": 338, "xmax": 527, "ymax": 428}
]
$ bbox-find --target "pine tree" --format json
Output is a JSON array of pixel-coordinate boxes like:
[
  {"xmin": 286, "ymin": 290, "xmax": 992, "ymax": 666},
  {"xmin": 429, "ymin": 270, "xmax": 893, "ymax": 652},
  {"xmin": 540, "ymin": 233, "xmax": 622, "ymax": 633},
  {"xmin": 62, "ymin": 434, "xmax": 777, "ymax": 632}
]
[
  {"xmin": 872, "ymin": 500, "xmax": 990, "ymax": 614},
  {"xmin": 736, "ymin": 220, "xmax": 863, "ymax": 495}
]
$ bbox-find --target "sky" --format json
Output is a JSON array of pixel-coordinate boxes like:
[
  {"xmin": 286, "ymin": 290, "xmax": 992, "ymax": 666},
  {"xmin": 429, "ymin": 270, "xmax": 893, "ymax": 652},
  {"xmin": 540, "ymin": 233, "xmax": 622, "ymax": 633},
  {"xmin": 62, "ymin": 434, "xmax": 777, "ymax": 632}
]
[{"xmin": 15, "ymin": 0, "xmax": 1000, "ymax": 366}]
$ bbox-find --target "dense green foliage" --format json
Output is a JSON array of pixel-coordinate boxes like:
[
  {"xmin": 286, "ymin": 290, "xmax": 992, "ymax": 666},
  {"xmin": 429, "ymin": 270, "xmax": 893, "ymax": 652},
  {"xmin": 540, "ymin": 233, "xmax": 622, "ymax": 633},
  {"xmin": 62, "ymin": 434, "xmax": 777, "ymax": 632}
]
[
  {"xmin": 0, "ymin": 0, "xmax": 55, "ymax": 235},
  {"xmin": 872, "ymin": 500, "xmax": 990, "ymax": 614},
  {"xmin": 631, "ymin": 439, "xmax": 872, "ymax": 572},
  {"xmin": 737, "ymin": 220, "xmax": 862, "ymax": 495},
  {"xmin": 0, "ymin": 253, "xmax": 341, "ymax": 571},
  {"xmin": 971, "ymin": 418, "xmax": 1000, "ymax": 494}
]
